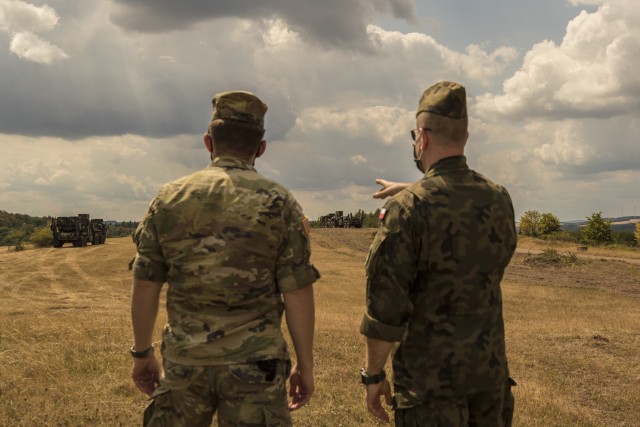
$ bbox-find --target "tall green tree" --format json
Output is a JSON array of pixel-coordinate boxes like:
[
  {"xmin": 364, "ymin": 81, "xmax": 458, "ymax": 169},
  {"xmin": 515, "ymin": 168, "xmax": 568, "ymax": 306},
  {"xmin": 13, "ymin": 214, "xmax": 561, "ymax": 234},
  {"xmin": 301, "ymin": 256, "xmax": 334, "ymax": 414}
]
[
  {"xmin": 539, "ymin": 213, "xmax": 561, "ymax": 235},
  {"xmin": 518, "ymin": 210, "xmax": 542, "ymax": 237},
  {"xmin": 582, "ymin": 212, "xmax": 612, "ymax": 244}
]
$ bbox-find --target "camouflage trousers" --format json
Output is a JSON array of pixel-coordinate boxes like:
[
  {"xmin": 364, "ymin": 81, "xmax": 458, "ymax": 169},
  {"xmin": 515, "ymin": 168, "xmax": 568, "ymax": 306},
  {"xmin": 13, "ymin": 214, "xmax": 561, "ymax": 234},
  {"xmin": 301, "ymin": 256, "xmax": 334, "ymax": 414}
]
[
  {"xmin": 394, "ymin": 378, "xmax": 516, "ymax": 427},
  {"xmin": 143, "ymin": 359, "xmax": 292, "ymax": 427}
]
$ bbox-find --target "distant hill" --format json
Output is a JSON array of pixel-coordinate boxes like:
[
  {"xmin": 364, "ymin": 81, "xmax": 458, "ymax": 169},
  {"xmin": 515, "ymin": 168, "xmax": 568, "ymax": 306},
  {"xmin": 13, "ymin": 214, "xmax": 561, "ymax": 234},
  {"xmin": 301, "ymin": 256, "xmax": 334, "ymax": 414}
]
[{"xmin": 562, "ymin": 216, "xmax": 640, "ymax": 233}]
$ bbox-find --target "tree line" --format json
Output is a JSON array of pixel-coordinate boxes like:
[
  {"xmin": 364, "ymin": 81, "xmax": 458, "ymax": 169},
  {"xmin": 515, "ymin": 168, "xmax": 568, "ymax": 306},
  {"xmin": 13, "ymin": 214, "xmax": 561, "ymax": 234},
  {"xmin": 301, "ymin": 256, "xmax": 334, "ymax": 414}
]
[
  {"xmin": 2, "ymin": 208, "xmax": 639, "ymax": 249},
  {"xmin": 519, "ymin": 210, "xmax": 640, "ymax": 247}
]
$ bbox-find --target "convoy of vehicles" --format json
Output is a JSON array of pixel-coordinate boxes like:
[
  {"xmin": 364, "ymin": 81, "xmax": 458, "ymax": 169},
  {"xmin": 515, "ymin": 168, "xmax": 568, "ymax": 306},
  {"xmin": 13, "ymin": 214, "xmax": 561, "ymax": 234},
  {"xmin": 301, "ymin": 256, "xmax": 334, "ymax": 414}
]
[
  {"xmin": 50, "ymin": 214, "xmax": 108, "ymax": 248},
  {"xmin": 317, "ymin": 210, "xmax": 364, "ymax": 228}
]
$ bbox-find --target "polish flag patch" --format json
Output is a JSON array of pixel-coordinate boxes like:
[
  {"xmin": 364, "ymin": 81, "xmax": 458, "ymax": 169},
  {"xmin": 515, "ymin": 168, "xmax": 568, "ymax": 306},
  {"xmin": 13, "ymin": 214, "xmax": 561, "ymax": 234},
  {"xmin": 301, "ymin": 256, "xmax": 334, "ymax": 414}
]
[{"xmin": 378, "ymin": 208, "xmax": 387, "ymax": 220}]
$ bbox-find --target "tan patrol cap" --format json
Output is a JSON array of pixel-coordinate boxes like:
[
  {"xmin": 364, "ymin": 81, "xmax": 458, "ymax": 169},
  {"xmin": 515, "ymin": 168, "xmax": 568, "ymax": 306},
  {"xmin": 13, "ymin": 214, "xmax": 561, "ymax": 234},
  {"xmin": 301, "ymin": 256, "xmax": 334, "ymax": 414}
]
[
  {"xmin": 417, "ymin": 81, "xmax": 467, "ymax": 119},
  {"xmin": 211, "ymin": 90, "xmax": 268, "ymax": 128}
]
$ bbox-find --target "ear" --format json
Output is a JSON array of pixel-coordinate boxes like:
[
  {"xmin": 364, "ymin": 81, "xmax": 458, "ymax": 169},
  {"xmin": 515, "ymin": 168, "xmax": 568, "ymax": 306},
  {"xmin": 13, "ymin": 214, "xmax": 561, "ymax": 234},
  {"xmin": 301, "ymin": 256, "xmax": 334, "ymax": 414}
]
[
  {"xmin": 255, "ymin": 140, "xmax": 267, "ymax": 158},
  {"xmin": 419, "ymin": 129, "xmax": 429, "ymax": 150},
  {"xmin": 203, "ymin": 133, "xmax": 213, "ymax": 153}
]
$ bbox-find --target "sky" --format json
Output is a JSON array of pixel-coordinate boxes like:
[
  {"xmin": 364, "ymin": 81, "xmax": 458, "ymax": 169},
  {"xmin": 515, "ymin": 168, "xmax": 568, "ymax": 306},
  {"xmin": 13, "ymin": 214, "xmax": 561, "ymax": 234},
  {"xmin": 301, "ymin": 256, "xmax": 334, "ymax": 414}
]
[{"xmin": 1, "ymin": 0, "xmax": 639, "ymax": 222}]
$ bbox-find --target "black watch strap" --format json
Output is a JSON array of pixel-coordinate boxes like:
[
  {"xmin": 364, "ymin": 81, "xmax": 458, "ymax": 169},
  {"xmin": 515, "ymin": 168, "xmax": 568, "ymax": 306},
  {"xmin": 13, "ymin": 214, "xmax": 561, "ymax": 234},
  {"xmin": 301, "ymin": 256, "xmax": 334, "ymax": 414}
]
[
  {"xmin": 130, "ymin": 345, "xmax": 154, "ymax": 358},
  {"xmin": 360, "ymin": 367, "xmax": 386, "ymax": 385}
]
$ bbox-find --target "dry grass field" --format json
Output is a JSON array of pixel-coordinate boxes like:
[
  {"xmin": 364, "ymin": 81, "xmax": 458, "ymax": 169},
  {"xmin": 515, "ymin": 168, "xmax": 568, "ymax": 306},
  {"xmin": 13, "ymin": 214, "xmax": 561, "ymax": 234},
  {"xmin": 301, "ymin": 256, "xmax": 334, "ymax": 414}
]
[{"xmin": 1, "ymin": 230, "xmax": 639, "ymax": 426}]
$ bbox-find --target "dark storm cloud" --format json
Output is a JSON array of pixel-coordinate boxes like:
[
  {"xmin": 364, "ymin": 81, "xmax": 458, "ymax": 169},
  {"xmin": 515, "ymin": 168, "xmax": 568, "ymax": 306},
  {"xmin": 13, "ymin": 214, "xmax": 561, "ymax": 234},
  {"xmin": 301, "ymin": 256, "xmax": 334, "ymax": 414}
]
[{"xmin": 110, "ymin": 0, "xmax": 416, "ymax": 50}]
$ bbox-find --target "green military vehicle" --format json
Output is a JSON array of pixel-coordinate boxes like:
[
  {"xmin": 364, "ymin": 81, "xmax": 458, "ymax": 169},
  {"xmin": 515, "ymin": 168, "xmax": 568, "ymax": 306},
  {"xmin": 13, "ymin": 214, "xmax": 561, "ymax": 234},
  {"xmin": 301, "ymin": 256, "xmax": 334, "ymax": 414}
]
[
  {"xmin": 51, "ymin": 214, "xmax": 107, "ymax": 247},
  {"xmin": 318, "ymin": 210, "xmax": 364, "ymax": 228},
  {"xmin": 90, "ymin": 218, "xmax": 107, "ymax": 245}
]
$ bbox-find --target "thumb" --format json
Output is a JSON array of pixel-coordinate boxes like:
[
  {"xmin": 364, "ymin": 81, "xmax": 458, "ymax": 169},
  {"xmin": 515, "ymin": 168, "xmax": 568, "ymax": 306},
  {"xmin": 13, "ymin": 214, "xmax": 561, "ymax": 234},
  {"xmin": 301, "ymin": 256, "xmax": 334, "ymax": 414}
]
[{"xmin": 384, "ymin": 386, "xmax": 392, "ymax": 405}]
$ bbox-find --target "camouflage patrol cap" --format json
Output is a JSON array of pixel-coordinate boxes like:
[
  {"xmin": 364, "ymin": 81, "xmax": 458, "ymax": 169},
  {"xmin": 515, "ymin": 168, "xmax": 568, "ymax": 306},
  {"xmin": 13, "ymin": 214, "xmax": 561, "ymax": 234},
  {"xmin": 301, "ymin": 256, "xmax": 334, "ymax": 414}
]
[
  {"xmin": 417, "ymin": 81, "xmax": 467, "ymax": 119},
  {"xmin": 211, "ymin": 91, "xmax": 268, "ymax": 128}
]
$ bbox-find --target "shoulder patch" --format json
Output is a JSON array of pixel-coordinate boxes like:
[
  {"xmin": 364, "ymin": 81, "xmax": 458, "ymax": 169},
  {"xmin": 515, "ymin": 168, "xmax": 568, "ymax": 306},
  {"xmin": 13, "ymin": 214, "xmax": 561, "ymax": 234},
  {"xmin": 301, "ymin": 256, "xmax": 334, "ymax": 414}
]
[{"xmin": 378, "ymin": 208, "xmax": 387, "ymax": 220}]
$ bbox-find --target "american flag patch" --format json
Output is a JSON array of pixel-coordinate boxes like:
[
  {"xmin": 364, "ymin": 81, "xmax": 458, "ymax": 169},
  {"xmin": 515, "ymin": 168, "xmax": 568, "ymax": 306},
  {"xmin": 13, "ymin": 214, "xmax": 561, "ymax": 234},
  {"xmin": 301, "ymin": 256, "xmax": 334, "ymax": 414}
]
[{"xmin": 378, "ymin": 208, "xmax": 387, "ymax": 220}]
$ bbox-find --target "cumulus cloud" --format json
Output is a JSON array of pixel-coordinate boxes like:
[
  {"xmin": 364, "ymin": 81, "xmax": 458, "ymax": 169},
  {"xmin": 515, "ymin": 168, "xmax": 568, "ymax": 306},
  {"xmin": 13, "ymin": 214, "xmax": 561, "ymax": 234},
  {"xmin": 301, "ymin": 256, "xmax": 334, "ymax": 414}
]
[
  {"xmin": 0, "ymin": 0, "xmax": 59, "ymax": 32},
  {"xmin": 0, "ymin": 135, "xmax": 204, "ymax": 220},
  {"xmin": 368, "ymin": 26, "xmax": 518, "ymax": 85},
  {"xmin": 109, "ymin": 0, "xmax": 417, "ymax": 51},
  {"xmin": 533, "ymin": 121, "xmax": 594, "ymax": 166},
  {"xmin": 10, "ymin": 31, "xmax": 69, "ymax": 63},
  {"xmin": 475, "ymin": 0, "xmax": 640, "ymax": 120},
  {"xmin": 0, "ymin": 0, "xmax": 68, "ymax": 63}
]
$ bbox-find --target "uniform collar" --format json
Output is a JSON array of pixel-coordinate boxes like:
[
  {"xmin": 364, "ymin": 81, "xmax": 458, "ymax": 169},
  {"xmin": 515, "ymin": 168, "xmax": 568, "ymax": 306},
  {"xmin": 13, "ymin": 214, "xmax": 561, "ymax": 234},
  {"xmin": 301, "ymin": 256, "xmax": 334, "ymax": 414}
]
[
  {"xmin": 210, "ymin": 156, "xmax": 256, "ymax": 171},
  {"xmin": 425, "ymin": 155, "xmax": 468, "ymax": 177}
]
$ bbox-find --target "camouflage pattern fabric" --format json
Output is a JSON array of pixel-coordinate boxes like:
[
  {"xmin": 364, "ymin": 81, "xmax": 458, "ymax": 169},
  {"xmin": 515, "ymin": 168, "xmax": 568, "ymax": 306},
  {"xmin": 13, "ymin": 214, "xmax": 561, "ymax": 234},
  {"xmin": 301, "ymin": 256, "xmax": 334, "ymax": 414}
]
[
  {"xmin": 416, "ymin": 81, "xmax": 467, "ymax": 119},
  {"xmin": 144, "ymin": 359, "xmax": 292, "ymax": 427},
  {"xmin": 394, "ymin": 378, "xmax": 513, "ymax": 427},
  {"xmin": 360, "ymin": 155, "xmax": 517, "ymax": 409},
  {"xmin": 211, "ymin": 91, "xmax": 268, "ymax": 128},
  {"xmin": 132, "ymin": 156, "xmax": 320, "ymax": 366}
]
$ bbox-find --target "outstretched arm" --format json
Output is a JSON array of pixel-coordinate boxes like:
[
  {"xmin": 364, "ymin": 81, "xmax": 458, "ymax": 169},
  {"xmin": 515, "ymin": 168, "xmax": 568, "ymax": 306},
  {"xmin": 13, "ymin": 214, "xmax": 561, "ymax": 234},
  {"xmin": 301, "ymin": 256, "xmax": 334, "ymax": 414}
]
[
  {"xmin": 372, "ymin": 179, "xmax": 411, "ymax": 199},
  {"xmin": 283, "ymin": 284, "xmax": 315, "ymax": 410}
]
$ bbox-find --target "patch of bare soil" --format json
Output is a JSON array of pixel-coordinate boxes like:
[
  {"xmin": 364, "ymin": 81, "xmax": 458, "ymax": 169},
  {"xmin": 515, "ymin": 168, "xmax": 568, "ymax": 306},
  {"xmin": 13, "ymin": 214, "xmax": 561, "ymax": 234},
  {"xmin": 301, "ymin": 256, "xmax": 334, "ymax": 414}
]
[{"xmin": 505, "ymin": 252, "xmax": 640, "ymax": 297}]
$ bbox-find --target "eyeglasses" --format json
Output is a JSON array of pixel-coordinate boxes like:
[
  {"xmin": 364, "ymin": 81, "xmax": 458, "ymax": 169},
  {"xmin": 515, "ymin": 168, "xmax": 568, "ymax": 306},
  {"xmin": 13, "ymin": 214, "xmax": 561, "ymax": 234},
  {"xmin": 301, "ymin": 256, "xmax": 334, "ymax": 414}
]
[{"xmin": 410, "ymin": 127, "xmax": 431, "ymax": 142}]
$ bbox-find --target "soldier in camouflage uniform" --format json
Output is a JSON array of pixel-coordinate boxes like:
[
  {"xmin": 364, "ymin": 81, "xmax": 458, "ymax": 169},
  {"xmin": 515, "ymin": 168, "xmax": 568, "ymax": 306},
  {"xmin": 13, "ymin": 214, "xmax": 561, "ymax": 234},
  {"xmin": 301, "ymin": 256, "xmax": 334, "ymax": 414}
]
[
  {"xmin": 360, "ymin": 81, "xmax": 517, "ymax": 426},
  {"xmin": 130, "ymin": 91, "xmax": 320, "ymax": 427}
]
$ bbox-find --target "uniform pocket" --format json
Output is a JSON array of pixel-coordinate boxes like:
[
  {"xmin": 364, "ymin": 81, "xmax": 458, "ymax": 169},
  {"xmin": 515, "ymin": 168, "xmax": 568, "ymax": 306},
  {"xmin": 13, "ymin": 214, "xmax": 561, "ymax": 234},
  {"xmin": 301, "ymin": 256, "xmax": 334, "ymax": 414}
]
[{"xmin": 161, "ymin": 360, "xmax": 196, "ymax": 390}]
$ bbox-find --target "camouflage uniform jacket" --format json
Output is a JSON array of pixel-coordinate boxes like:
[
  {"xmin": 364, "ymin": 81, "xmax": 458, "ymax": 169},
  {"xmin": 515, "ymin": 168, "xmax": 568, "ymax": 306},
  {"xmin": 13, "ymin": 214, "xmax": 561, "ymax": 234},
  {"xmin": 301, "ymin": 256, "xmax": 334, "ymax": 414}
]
[
  {"xmin": 361, "ymin": 155, "xmax": 517, "ymax": 408},
  {"xmin": 132, "ymin": 156, "xmax": 320, "ymax": 366}
]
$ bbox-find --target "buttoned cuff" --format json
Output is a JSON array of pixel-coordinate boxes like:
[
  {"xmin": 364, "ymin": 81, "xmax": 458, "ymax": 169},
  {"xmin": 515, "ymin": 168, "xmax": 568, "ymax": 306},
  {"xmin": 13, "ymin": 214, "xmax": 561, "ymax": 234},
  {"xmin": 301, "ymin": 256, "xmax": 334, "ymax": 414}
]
[{"xmin": 360, "ymin": 312, "xmax": 405, "ymax": 342}]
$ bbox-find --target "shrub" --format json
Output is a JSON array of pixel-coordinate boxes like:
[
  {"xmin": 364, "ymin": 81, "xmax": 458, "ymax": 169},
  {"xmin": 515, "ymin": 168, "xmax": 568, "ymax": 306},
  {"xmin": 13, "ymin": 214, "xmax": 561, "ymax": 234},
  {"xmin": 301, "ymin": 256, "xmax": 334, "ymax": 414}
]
[
  {"xmin": 523, "ymin": 248, "xmax": 581, "ymax": 267},
  {"xmin": 30, "ymin": 226, "xmax": 53, "ymax": 248}
]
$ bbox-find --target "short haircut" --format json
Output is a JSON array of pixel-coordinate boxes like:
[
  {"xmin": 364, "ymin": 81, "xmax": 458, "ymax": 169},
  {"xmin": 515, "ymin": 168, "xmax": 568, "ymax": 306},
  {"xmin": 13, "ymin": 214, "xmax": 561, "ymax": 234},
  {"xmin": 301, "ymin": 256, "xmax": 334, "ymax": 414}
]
[
  {"xmin": 418, "ymin": 112, "xmax": 468, "ymax": 145},
  {"xmin": 208, "ymin": 119, "xmax": 265, "ymax": 157}
]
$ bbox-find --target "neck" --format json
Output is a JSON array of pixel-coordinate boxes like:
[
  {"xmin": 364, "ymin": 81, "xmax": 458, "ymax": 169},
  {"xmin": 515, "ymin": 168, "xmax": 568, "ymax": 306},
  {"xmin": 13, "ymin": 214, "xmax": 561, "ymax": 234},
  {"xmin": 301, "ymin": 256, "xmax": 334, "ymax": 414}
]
[{"xmin": 423, "ymin": 147, "xmax": 464, "ymax": 169}]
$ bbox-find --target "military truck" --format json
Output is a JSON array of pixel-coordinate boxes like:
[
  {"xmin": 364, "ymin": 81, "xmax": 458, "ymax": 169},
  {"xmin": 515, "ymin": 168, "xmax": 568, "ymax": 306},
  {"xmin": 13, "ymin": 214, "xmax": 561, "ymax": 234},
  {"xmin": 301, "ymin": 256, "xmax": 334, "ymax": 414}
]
[
  {"xmin": 90, "ymin": 218, "xmax": 108, "ymax": 245},
  {"xmin": 51, "ymin": 214, "xmax": 107, "ymax": 247},
  {"xmin": 318, "ymin": 210, "xmax": 364, "ymax": 228}
]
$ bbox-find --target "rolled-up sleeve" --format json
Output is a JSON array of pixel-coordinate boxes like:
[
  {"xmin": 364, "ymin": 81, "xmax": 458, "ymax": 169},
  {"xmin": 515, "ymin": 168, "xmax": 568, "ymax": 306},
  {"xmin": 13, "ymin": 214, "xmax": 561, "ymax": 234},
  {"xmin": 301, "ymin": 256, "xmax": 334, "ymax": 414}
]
[
  {"xmin": 276, "ymin": 198, "xmax": 320, "ymax": 293},
  {"xmin": 360, "ymin": 197, "xmax": 417, "ymax": 342},
  {"xmin": 132, "ymin": 198, "xmax": 168, "ymax": 283}
]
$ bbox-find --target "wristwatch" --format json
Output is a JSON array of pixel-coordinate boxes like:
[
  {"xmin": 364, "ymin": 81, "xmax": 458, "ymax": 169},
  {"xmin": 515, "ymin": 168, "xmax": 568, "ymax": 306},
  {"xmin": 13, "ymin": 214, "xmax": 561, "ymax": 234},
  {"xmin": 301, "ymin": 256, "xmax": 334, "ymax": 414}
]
[
  {"xmin": 360, "ymin": 367, "xmax": 386, "ymax": 385},
  {"xmin": 130, "ymin": 344, "xmax": 154, "ymax": 358}
]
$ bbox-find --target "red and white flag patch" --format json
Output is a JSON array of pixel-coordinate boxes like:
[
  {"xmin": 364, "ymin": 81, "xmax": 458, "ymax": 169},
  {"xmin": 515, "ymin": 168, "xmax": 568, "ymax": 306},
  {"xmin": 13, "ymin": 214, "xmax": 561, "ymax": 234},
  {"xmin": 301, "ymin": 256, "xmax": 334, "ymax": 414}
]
[{"xmin": 378, "ymin": 208, "xmax": 387, "ymax": 220}]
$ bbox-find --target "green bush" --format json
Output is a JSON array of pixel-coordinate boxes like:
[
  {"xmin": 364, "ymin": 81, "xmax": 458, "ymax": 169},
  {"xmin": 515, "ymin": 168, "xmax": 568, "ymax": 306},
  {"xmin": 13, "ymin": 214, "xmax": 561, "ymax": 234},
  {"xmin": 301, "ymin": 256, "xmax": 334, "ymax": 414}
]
[
  {"xmin": 523, "ymin": 248, "xmax": 581, "ymax": 266},
  {"xmin": 30, "ymin": 226, "xmax": 53, "ymax": 248}
]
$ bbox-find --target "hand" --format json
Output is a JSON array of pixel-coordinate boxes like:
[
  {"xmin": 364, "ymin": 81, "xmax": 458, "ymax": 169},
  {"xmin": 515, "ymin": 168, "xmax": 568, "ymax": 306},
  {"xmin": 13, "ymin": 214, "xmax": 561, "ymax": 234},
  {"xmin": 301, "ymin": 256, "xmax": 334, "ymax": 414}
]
[
  {"xmin": 365, "ymin": 379, "xmax": 392, "ymax": 423},
  {"xmin": 131, "ymin": 355, "xmax": 161, "ymax": 395},
  {"xmin": 288, "ymin": 364, "xmax": 314, "ymax": 410},
  {"xmin": 372, "ymin": 179, "xmax": 409, "ymax": 199}
]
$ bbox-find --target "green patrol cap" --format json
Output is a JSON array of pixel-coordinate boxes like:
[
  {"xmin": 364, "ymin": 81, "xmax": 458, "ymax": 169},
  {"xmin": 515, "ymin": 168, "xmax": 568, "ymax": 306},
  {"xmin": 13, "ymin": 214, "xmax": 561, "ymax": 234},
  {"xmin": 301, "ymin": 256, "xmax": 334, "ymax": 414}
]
[
  {"xmin": 211, "ymin": 91, "xmax": 268, "ymax": 128},
  {"xmin": 417, "ymin": 81, "xmax": 467, "ymax": 119}
]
